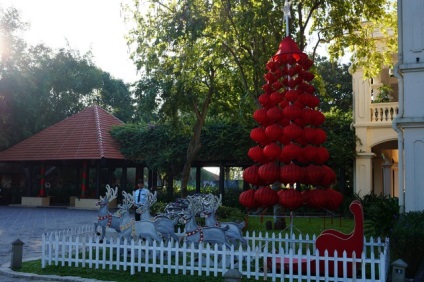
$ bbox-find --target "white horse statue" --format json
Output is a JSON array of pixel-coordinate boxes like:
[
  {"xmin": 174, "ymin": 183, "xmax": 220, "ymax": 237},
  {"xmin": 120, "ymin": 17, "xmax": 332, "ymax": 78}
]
[
  {"xmin": 94, "ymin": 185, "xmax": 123, "ymax": 243},
  {"xmin": 118, "ymin": 191, "xmax": 163, "ymax": 244},
  {"xmin": 136, "ymin": 191, "xmax": 180, "ymax": 242},
  {"xmin": 201, "ymin": 194, "xmax": 247, "ymax": 247},
  {"xmin": 180, "ymin": 195, "xmax": 230, "ymax": 248}
]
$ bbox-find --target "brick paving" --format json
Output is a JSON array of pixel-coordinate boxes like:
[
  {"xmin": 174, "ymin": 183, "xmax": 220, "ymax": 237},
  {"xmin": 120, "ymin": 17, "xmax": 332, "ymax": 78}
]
[{"xmin": 0, "ymin": 205, "xmax": 104, "ymax": 281}]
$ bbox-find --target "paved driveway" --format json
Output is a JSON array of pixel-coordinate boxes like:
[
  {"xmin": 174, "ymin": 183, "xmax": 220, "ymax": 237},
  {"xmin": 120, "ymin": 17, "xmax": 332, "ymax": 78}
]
[{"xmin": 0, "ymin": 206, "xmax": 103, "ymax": 281}]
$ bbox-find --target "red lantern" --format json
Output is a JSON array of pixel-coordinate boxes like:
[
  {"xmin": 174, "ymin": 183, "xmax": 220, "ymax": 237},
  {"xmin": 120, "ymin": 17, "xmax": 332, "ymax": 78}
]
[
  {"xmin": 306, "ymin": 95, "xmax": 320, "ymax": 108},
  {"xmin": 265, "ymin": 123, "xmax": 284, "ymax": 141},
  {"xmin": 293, "ymin": 117, "xmax": 306, "ymax": 128},
  {"xmin": 325, "ymin": 188, "xmax": 343, "ymax": 210},
  {"xmin": 298, "ymin": 93, "xmax": 312, "ymax": 107},
  {"xmin": 278, "ymin": 188, "xmax": 304, "ymax": 210},
  {"xmin": 287, "ymin": 79, "xmax": 298, "ymax": 88},
  {"xmin": 280, "ymin": 163, "xmax": 304, "ymax": 185},
  {"xmin": 283, "ymin": 123, "xmax": 303, "ymax": 140},
  {"xmin": 320, "ymin": 165, "xmax": 337, "ymax": 186},
  {"xmin": 263, "ymin": 142, "xmax": 281, "ymax": 161},
  {"xmin": 280, "ymin": 143, "xmax": 302, "ymax": 163},
  {"xmin": 310, "ymin": 110, "xmax": 325, "ymax": 126},
  {"xmin": 279, "ymin": 117, "xmax": 290, "ymax": 127},
  {"xmin": 279, "ymin": 99, "xmax": 290, "ymax": 109},
  {"xmin": 266, "ymin": 60, "xmax": 278, "ymax": 72},
  {"xmin": 285, "ymin": 90, "xmax": 299, "ymax": 102},
  {"xmin": 300, "ymin": 57, "xmax": 314, "ymax": 70},
  {"xmin": 267, "ymin": 106, "xmax": 283, "ymax": 122},
  {"xmin": 302, "ymin": 108, "xmax": 315, "ymax": 125},
  {"xmin": 270, "ymin": 91, "xmax": 285, "ymax": 104},
  {"xmin": 278, "ymin": 134, "xmax": 292, "ymax": 145},
  {"xmin": 272, "ymin": 81, "xmax": 284, "ymax": 91},
  {"xmin": 255, "ymin": 186, "xmax": 279, "ymax": 207},
  {"xmin": 250, "ymin": 127, "xmax": 270, "ymax": 146},
  {"xmin": 253, "ymin": 109, "xmax": 270, "ymax": 126},
  {"xmin": 274, "ymin": 69, "xmax": 284, "ymax": 78},
  {"xmin": 248, "ymin": 146, "xmax": 266, "ymax": 163},
  {"xmin": 315, "ymin": 147, "xmax": 330, "ymax": 165},
  {"xmin": 262, "ymin": 83, "xmax": 273, "ymax": 94},
  {"xmin": 243, "ymin": 165, "xmax": 263, "ymax": 186},
  {"xmin": 239, "ymin": 189, "xmax": 259, "ymax": 209},
  {"xmin": 300, "ymin": 70, "xmax": 315, "ymax": 81},
  {"xmin": 258, "ymin": 162, "xmax": 280, "ymax": 184},
  {"xmin": 283, "ymin": 105, "xmax": 303, "ymax": 120},
  {"xmin": 313, "ymin": 128, "xmax": 327, "ymax": 145},
  {"xmin": 258, "ymin": 93, "xmax": 272, "ymax": 108},
  {"xmin": 303, "ymin": 145, "xmax": 319, "ymax": 163},
  {"xmin": 303, "ymin": 127, "xmax": 316, "ymax": 144},
  {"xmin": 301, "ymin": 189, "xmax": 311, "ymax": 206},
  {"xmin": 306, "ymin": 85, "xmax": 315, "ymax": 94},
  {"xmin": 304, "ymin": 164, "xmax": 324, "ymax": 186},
  {"xmin": 264, "ymin": 72, "xmax": 277, "ymax": 83},
  {"xmin": 306, "ymin": 188, "xmax": 327, "ymax": 208}
]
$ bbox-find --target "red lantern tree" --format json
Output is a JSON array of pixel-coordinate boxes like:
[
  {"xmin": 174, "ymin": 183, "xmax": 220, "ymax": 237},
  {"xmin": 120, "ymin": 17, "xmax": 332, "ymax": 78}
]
[{"xmin": 241, "ymin": 36, "xmax": 342, "ymax": 212}]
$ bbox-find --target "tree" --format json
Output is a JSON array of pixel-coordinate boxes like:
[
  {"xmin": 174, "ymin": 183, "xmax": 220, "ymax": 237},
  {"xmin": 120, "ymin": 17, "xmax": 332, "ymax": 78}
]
[
  {"xmin": 322, "ymin": 108, "xmax": 355, "ymax": 194},
  {"xmin": 0, "ymin": 7, "xmax": 135, "ymax": 149},
  {"xmin": 122, "ymin": 0, "xmax": 394, "ymax": 197},
  {"xmin": 313, "ymin": 56, "xmax": 352, "ymax": 112}
]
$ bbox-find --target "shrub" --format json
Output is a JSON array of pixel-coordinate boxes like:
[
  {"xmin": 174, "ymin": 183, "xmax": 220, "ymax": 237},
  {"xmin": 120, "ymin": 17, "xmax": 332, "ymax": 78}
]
[
  {"xmin": 357, "ymin": 193, "xmax": 400, "ymax": 238},
  {"xmin": 390, "ymin": 211, "xmax": 424, "ymax": 278}
]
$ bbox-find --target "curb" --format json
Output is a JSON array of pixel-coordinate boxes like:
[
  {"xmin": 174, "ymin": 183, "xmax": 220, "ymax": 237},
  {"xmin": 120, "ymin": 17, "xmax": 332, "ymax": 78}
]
[{"xmin": 0, "ymin": 259, "xmax": 107, "ymax": 282}]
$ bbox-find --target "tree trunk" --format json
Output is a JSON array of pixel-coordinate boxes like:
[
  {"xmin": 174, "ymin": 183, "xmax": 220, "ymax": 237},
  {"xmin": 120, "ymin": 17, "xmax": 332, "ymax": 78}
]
[{"xmin": 180, "ymin": 68, "xmax": 215, "ymax": 198}]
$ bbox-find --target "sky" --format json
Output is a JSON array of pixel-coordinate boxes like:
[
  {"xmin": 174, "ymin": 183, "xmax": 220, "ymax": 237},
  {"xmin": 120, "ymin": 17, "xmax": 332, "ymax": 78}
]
[{"xmin": 0, "ymin": 0, "xmax": 139, "ymax": 84}]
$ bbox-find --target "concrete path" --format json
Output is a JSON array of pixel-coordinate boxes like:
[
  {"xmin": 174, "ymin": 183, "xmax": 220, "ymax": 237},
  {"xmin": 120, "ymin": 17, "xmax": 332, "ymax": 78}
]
[{"xmin": 0, "ymin": 205, "xmax": 108, "ymax": 281}]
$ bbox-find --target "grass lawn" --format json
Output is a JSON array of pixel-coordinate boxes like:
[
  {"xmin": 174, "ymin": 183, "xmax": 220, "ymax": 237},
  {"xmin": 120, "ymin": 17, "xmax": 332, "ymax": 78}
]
[{"xmin": 18, "ymin": 215, "xmax": 355, "ymax": 281}]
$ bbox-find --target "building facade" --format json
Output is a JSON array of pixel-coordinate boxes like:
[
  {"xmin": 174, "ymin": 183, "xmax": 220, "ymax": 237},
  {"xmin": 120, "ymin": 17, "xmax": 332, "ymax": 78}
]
[{"xmin": 353, "ymin": 0, "xmax": 424, "ymax": 212}]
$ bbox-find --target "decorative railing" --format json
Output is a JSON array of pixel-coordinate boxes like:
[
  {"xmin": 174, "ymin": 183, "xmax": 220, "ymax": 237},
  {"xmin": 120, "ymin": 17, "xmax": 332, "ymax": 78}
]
[
  {"xmin": 41, "ymin": 225, "xmax": 390, "ymax": 282},
  {"xmin": 370, "ymin": 102, "xmax": 399, "ymax": 123}
]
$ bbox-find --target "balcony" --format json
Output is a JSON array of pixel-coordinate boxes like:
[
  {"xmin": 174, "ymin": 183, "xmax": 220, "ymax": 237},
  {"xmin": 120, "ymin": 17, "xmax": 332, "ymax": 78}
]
[{"xmin": 369, "ymin": 102, "xmax": 399, "ymax": 124}]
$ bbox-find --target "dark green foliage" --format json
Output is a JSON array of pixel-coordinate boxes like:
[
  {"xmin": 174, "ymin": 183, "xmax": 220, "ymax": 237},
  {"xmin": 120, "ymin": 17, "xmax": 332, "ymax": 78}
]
[
  {"xmin": 110, "ymin": 122, "xmax": 188, "ymax": 176},
  {"xmin": 314, "ymin": 56, "xmax": 353, "ymax": 112},
  {"xmin": 111, "ymin": 120, "xmax": 254, "ymax": 175},
  {"xmin": 198, "ymin": 120, "xmax": 254, "ymax": 163},
  {"xmin": 322, "ymin": 109, "xmax": 355, "ymax": 193},
  {"xmin": 215, "ymin": 206, "xmax": 245, "ymax": 223},
  {"xmin": 150, "ymin": 201, "xmax": 167, "ymax": 216},
  {"xmin": 358, "ymin": 193, "xmax": 400, "ymax": 238},
  {"xmin": 222, "ymin": 189, "xmax": 245, "ymax": 210},
  {"xmin": 390, "ymin": 211, "xmax": 424, "ymax": 278}
]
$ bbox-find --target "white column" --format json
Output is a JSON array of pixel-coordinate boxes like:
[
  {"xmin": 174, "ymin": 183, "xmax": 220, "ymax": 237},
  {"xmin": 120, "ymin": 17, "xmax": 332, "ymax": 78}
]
[
  {"xmin": 382, "ymin": 159, "xmax": 393, "ymax": 196},
  {"xmin": 354, "ymin": 152, "xmax": 375, "ymax": 197}
]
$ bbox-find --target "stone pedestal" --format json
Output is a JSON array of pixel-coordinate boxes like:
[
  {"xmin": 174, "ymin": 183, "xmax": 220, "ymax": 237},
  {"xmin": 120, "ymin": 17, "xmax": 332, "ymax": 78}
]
[
  {"xmin": 74, "ymin": 198, "xmax": 117, "ymax": 209},
  {"xmin": 21, "ymin": 197, "xmax": 50, "ymax": 207}
]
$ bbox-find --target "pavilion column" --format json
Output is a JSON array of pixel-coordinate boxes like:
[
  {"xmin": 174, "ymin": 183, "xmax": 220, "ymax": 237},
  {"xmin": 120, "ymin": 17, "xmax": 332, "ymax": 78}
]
[
  {"xmin": 136, "ymin": 166, "xmax": 144, "ymax": 183},
  {"xmin": 81, "ymin": 160, "xmax": 88, "ymax": 198},
  {"xmin": 38, "ymin": 163, "xmax": 46, "ymax": 197},
  {"xmin": 195, "ymin": 166, "xmax": 201, "ymax": 193},
  {"xmin": 219, "ymin": 164, "xmax": 225, "ymax": 197},
  {"xmin": 95, "ymin": 161, "xmax": 100, "ymax": 198},
  {"xmin": 25, "ymin": 166, "xmax": 33, "ymax": 197},
  {"xmin": 121, "ymin": 167, "xmax": 127, "ymax": 192}
]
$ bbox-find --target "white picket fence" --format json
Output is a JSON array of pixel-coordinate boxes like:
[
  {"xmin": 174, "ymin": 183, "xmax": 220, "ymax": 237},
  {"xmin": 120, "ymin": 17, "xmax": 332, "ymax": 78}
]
[{"xmin": 41, "ymin": 225, "xmax": 390, "ymax": 281}]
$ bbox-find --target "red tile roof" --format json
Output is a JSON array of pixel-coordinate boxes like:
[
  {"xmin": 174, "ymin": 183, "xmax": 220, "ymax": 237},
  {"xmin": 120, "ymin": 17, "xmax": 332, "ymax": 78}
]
[{"xmin": 0, "ymin": 105, "xmax": 126, "ymax": 161}]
